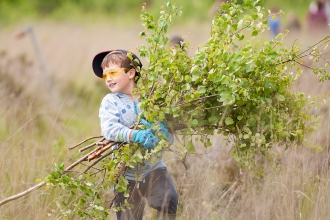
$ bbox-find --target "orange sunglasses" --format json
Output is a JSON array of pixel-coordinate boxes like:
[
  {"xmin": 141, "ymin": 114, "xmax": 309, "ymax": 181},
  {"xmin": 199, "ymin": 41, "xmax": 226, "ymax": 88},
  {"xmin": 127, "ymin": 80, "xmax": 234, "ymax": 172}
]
[{"xmin": 102, "ymin": 68, "xmax": 129, "ymax": 81}]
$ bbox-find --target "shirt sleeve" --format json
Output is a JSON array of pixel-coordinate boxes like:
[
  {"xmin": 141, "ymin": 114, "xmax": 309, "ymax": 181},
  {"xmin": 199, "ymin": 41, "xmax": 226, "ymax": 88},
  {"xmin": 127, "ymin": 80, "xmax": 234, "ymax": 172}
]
[{"xmin": 99, "ymin": 95, "xmax": 134, "ymax": 142}]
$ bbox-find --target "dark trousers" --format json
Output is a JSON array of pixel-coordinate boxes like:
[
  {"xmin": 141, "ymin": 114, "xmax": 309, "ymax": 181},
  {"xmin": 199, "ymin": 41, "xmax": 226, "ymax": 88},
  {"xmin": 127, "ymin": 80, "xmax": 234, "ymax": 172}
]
[{"xmin": 114, "ymin": 169, "xmax": 178, "ymax": 220}]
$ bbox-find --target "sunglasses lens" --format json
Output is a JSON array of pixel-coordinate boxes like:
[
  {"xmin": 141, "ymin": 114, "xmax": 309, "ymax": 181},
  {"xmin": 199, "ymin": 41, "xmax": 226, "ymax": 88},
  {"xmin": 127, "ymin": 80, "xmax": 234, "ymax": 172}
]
[{"xmin": 102, "ymin": 69, "xmax": 125, "ymax": 80}]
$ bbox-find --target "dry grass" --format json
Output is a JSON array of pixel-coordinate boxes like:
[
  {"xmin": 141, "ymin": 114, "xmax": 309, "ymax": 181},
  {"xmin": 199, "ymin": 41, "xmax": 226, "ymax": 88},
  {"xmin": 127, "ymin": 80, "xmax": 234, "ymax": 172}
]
[{"xmin": 1, "ymin": 21, "xmax": 330, "ymax": 219}]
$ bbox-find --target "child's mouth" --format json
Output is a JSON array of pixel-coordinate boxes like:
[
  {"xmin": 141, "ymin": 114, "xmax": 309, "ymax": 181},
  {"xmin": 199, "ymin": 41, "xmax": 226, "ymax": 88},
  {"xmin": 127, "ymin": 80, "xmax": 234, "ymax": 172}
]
[{"xmin": 109, "ymin": 83, "xmax": 116, "ymax": 88}]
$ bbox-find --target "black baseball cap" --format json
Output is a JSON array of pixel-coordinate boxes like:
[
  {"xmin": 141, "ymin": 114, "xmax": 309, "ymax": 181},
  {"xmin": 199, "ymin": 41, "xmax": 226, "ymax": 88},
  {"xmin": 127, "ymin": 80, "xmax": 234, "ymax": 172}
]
[{"xmin": 92, "ymin": 49, "xmax": 142, "ymax": 79}]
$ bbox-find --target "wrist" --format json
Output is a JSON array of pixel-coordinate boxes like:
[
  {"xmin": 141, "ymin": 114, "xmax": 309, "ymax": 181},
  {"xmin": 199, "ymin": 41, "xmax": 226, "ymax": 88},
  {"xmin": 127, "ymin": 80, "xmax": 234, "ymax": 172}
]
[{"xmin": 131, "ymin": 130, "xmax": 138, "ymax": 141}]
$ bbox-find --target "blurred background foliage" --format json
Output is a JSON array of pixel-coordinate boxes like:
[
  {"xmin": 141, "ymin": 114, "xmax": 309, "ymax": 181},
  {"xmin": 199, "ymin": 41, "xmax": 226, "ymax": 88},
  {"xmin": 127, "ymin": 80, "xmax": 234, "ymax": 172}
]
[{"xmin": 0, "ymin": 0, "xmax": 312, "ymax": 26}]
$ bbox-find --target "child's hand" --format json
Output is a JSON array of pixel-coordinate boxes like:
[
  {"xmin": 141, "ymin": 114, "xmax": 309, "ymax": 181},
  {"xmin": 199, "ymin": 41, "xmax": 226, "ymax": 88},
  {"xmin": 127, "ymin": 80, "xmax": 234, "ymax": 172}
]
[{"xmin": 132, "ymin": 129, "xmax": 159, "ymax": 149}]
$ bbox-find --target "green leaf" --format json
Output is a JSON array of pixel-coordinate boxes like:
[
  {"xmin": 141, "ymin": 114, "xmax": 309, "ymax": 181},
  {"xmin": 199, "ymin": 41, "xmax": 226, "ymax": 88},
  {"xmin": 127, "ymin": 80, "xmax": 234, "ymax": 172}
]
[
  {"xmin": 225, "ymin": 117, "xmax": 234, "ymax": 125},
  {"xmin": 185, "ymin": 75, "xmax": 191, "ymax": 82},
  {"xmin": 232, "ymin": 152, "xmax": 241, "ymax": 162},
  {"xmin": 275, "ymin": 123, "xmax": 283, "ymax": 132},
  {"xmin": 135, "ymin": 149, "xmax": 143, "ymax": 160},
  {"xmin": 236, "ymin": 33, "xmax": 245, "ymax": 41},
  {"xmin": 198, "ymin": 86, "xmax": 206, "ymax": 94},
  {"xmin": 192, "ymin": 74, "xmax": 200, "ymax": 81},
  {"xmin": 247, "ymin": 118, "xmax": 256, "ymax": 126},
  {"xmin": 276, "ymin": 33, "xmax": 284, "ymax": 38},
  {"xmin": 187, "ymin": 140, "xmax": 195, "ymax": 153},
  {"xmin": 251, "ymin": 30, "xmax": 259, "ymax": 36},
  {"xmin": 275, "ymin": 94, "xmax": 285, "ymax": 102}
]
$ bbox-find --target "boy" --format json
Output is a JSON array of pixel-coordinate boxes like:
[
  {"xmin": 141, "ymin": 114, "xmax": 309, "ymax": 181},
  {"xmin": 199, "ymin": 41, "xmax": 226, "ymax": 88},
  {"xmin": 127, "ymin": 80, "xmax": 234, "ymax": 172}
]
[{"xmin": 92, "ymin": 49, "xmax": 178, "ymax": 220}]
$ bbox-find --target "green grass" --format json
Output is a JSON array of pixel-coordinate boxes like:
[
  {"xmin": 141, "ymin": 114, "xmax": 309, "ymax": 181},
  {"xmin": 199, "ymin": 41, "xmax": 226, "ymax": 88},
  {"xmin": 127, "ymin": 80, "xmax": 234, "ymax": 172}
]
[{"xmin": 0, "ymin": 0, "xmax": 313, "ymax": 27}]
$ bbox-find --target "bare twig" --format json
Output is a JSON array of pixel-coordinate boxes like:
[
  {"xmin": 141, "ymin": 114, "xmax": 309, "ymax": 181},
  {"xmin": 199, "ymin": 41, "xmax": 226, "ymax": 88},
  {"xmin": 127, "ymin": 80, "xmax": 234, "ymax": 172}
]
[
  {"xmin": 65, "ymin": 148, "xmax": 100, "ymax": 171},
  {"xmin": 68, "ymin": 136, "xmax": 103, "ymax": 150},
  {"xmin": 296, "ymin": 34, "xmax": 330, "ymax": 58},
  {"xmin": 181, "ymin": 152, "xmax": 188, "ymax": 170},
  {"xmin": 108, "ymin": 193, "xmax": 119, "ymax": 209},
  {"xmin": 79, "ymin": 142, "xmax": 97, "ymax": 152},
  {"xmin": 230, "ymin": 22, "xmax": 252, "ymax": 38},
  {"xmin": 276, "ymin": 35, "xmax": 330, "ymax": 66},
  {"xmin": 294, "ymin": 60, "xmax": 314, "ymax": 70},
  {"xmin": 0, "ymin": 182, "xmax": 46, "ymax": 206}
]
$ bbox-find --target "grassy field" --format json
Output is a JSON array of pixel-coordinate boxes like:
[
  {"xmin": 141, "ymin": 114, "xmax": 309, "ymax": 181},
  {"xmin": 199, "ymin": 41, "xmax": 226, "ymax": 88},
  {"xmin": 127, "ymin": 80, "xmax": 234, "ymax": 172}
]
[
  {"xmin": 1, "ymin": 3, "xmax": 330, "ymax": 219},
  {"xmin": 0, "ymin": 0, "xmax": 313, "ymax": 27}
]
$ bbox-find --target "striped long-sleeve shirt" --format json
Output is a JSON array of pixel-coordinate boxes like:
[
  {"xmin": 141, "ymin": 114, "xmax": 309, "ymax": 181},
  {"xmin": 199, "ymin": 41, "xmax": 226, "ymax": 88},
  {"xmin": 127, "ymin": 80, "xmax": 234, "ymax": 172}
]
[{"xmin": 99, "ymin": 92, "xmax": 166, "ymax": 181}]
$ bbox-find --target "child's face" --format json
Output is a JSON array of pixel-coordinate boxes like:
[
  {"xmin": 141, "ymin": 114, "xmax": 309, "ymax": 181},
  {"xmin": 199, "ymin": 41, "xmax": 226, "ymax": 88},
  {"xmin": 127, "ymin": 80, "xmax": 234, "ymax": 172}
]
[{"xmin": 103, "ymin": 64, "xmax": 134, "ymax": 94}]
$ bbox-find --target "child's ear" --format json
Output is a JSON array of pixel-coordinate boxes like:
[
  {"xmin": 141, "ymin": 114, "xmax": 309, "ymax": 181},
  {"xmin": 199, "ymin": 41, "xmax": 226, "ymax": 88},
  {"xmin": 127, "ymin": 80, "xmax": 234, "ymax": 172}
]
[{"xmin": 128, "ymin": 69, "xmax": 136, "ymax": 80}]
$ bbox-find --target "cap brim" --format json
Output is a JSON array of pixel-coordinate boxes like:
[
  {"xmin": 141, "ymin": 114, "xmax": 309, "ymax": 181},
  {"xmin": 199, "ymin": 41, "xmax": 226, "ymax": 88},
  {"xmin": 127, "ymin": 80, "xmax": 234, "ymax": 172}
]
[{"xmin": 92, "ymin": 50, "xmax": 115, "ymax": 78}]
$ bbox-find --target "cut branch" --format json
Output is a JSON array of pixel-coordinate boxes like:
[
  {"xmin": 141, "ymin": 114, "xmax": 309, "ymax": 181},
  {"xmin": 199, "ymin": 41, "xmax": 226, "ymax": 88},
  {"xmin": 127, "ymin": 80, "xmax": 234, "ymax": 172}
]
[{"xmin": 0, "ymin": 182, "xmax": 46, "ymax": 206}]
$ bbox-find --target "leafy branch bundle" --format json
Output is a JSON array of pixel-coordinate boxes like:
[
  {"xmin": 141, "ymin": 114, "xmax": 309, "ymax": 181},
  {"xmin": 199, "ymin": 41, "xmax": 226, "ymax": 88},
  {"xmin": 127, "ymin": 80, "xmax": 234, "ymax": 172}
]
[{"xmin": 138, "ymin": 0, "xmax": 329, "ymax": 169}]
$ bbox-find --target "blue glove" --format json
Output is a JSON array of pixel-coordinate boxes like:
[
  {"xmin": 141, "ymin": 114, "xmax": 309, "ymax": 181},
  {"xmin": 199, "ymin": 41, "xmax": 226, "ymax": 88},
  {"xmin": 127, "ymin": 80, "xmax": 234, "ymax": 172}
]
[
  {"xmin": 140, "ymin": 119, "xmax": 173, "ymax": 144},
  {"xmin": 139, "ymin": 118, "xmax": 152, "ymax": 127},
  {"xmin": 132, "ymin": 129, "xmax": 159, "ymax": 149}
]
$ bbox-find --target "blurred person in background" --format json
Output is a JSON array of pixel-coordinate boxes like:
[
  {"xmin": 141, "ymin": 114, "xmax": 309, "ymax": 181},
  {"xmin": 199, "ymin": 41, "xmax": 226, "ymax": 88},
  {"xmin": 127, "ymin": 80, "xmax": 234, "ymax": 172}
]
[
  {"xmin": 324, "ymin": 0, "xmax": 330, "ymax": 24},
  {"xmin": 169, "ymin": 36, "xmax": 186, "ymax": 53},
  {"xmin": 268, "ymin": 7, "xmax": 281, "ymax": 38},
  {"xmin": 286, "ymin": 12, "xmax": 301, "ymax": 33},
  {"xmin": 307, "ymin": 0, "xmax": 328, "ymax": 32}
]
